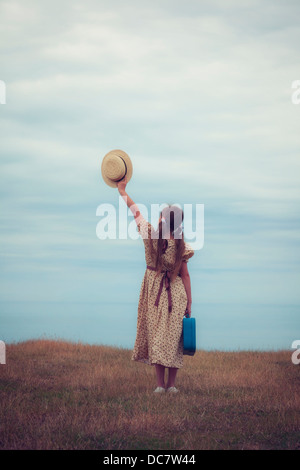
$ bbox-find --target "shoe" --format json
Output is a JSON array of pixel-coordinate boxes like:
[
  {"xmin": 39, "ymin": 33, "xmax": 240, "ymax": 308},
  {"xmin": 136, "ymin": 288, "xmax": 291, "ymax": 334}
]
[
  {"xmin": 153, "ymin": 387, "xmax": 166, "ymax": 393},
  {"xmin": 166, "ymin": 387, "xmax": 179, "ymax": 394}
]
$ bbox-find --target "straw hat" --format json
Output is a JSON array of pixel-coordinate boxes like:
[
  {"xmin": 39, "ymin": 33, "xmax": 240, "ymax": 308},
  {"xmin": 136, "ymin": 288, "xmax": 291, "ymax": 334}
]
[{"xmin": 101, "ymin": 149, "xmax": 133, "ymax": 188}]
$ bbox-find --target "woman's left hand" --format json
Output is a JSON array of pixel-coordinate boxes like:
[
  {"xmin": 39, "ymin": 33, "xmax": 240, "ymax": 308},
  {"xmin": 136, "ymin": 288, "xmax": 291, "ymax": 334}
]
[
  {"xmin": 117, "ymin": 175, "xmax": 128, "ymax": 193},
  {"xmin": 185, "ymin": 305, "xmax": 191, "ymax": 318}
]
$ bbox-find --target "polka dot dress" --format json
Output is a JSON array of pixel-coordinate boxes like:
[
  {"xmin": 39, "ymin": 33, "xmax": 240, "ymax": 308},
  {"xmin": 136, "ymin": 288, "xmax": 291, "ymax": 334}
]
[{"xmin": 131, "ymin": 217, "xmax": 194, "ymax": 369}]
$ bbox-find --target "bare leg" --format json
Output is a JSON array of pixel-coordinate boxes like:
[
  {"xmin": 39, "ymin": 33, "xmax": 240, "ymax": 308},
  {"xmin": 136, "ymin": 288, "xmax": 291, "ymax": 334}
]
[
  {"xmin": 166, "ymin": 367, "xmax": 178, "ymax": 388},
  {"xmin": 155, "ymin": 364, "xmax": 166, "ymax": 388}
]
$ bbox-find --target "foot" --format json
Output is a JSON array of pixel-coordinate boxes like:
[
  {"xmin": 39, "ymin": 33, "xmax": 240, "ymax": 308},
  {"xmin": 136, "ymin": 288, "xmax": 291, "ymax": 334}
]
[
  {"xmin": 153, "ymin": 387, "xmax": 166, "ymax": 393},
  {"xmin": 166, "ymin": 387, "xmax": 179, "ymax": 393}
]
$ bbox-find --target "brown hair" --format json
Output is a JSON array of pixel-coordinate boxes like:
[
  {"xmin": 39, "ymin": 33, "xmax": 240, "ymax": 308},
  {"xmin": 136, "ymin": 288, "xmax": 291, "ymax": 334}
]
[{"xmin": 149, "ymin": 205, "xmax": 185, "ymax": 282}]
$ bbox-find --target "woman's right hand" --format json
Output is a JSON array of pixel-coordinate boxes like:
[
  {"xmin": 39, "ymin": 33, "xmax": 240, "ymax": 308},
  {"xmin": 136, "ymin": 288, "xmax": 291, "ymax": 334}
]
[{"xmin": 117, "ymin": 175, "xmax": 128, "ymax": 194}]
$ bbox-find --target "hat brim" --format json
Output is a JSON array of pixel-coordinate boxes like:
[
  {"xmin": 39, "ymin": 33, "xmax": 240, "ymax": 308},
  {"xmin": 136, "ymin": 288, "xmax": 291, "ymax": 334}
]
[{"xmin": 101, "ymin": 149, "xmax": 133, "ymax": 188}]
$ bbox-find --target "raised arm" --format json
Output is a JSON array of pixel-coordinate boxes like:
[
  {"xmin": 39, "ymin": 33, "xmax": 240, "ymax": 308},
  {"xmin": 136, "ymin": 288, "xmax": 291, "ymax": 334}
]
[{"xmin": 117, "ymin": 176, "xmax": 142, "ymax": 226}]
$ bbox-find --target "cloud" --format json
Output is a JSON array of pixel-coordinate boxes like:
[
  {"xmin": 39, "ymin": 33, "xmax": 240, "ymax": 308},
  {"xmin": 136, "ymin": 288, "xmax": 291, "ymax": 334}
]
[{"xmin": 0, "ymin": 0, "xmax": 300, "ymax": 313}]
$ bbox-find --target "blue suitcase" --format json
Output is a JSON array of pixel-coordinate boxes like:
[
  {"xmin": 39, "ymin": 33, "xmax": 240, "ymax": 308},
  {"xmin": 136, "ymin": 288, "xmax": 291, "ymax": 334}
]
[{"xmin": 183, "ymin": 315, "xmax": 196, "ymax": 356}]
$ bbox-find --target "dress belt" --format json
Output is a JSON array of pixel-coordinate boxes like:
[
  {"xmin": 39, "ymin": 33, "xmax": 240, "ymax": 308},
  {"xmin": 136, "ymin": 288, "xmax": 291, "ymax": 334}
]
[{"xmin": 147, "ymin": 265, "xmax": 179, "ymax": 313}]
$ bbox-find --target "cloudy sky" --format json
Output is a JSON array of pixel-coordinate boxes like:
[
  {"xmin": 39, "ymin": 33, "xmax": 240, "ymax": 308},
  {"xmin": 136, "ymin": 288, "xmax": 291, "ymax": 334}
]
[{"xmin": 0, "ymin": 0, "xmax": 299, "ymax": 350}]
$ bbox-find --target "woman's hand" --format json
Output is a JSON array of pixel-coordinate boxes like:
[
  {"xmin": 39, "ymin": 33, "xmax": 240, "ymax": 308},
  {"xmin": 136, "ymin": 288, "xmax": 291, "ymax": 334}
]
[
  {"xmin": 117, "ymin": 175, "xmax": 128, "ymax": 194},
  {"xmin": 185, "ymin": 303, "xmax": 191, "ymax": 317}
]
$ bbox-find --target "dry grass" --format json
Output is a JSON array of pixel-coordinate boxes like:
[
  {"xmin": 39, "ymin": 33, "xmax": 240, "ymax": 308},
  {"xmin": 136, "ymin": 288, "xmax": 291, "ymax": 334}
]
[{"xmin": 0, "ymin": 339, "xmax": 299, "ymax": 450}]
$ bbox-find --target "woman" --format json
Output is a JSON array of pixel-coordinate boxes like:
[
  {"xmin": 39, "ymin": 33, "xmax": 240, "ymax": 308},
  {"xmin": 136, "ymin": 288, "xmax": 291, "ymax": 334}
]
[{"xmin": 117, "ymin": 176, "xmax": 194, "ymax": 394}]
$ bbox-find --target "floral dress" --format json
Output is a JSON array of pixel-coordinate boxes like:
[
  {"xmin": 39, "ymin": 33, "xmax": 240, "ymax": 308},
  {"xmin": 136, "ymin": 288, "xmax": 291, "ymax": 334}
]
[{"xmin": 131, "ymin": 217, "xmax": 194, "ymax": 368}]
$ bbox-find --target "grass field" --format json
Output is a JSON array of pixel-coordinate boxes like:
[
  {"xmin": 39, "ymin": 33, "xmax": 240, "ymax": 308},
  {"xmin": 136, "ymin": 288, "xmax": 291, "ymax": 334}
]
[{"xmin": 0, "ymin": 339, "xmax": 299, "ymax": 450}]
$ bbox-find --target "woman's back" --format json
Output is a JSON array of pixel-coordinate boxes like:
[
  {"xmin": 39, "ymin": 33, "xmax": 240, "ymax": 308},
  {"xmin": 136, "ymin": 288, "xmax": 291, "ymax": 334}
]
[{"xmin": 138, "ymin": 218, "xmax": 193, "ymax": 270}]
